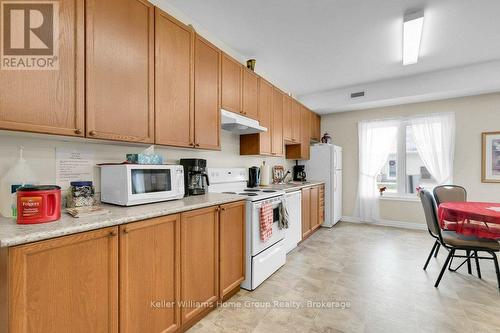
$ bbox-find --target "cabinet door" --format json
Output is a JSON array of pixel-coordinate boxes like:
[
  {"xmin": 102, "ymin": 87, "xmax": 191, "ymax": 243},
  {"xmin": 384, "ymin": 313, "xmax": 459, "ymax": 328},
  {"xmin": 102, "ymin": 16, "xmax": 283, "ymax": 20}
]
[
  {"xmin": 86, "ymin": 0, "xmax": 154, "ymax": 143},
  {"xmin": 301, "ymin": 187, "xmax": 311, "ymax": 239},
  {"xmin": 221, "ymin": 53, "xmax": 241, "ymax": 114},
  {"xmin": 194, "ymin": 35, "xmax": 221, "ymax": 150},
  {"xmin": 155, "ymin": 8, "xmax": 194, "ymax": 147},
  {"xmin": 119, "ymin": 215, "xmax": 180, "ymax": 333},
  {"xmin": 319, "ymin": 184, "xmax": 325, "ymax": 225},
  {"xmin": 180, "ymin": 207, "xmax": 219, "ymax": 324},
  {"xmin": 258, "ymin": 78, "xmax": 273, "ymax": 155},
  {"xmin": 291, "ymin": 99, "xmax": 301, "ymax": 143},
  {"xmin": 310, "ymin": 112, "xmax": 321, "ymax": 141},
  {"xmin": 310, "ymin": 186, "xmax": 320, "ymax": 231},
  {"xmin": 9, "ymin": 228, "xmax": 118, "ymax": 333},
  {"xmin": 300, "ymin": 105, "xmax": 311, "ymax": 160},
  {"xmin": 0, "ymin": 0, "xmax": 84, "ymax": 137},
  {"xmin": 242, "ymin": 69, "xmax": 259, "ymax": 120},
  {"xmin": 283, "ymin": 95, "xmax": 293, "ymax": 142},
  {"xmin": 271, "ymin": 88, "xmax": 284, "ymax": 156},
  {"xmin": 219, "ymin": 201, "xmax": 245, "ymax": 300}
]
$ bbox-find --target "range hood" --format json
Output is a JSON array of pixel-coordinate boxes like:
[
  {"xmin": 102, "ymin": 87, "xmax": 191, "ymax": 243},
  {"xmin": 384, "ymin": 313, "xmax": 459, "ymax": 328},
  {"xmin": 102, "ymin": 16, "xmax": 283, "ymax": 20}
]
[{"xmin": 220, "ymin": 109, "xmax": 267, "ymax": 135}]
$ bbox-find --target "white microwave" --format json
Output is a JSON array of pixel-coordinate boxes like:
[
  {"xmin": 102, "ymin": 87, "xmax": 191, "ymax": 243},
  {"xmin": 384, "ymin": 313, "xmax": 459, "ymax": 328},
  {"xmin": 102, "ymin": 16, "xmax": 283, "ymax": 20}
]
[{"xmin": 100, "ymin": 164, "xmax": 185, "ymax": 206}]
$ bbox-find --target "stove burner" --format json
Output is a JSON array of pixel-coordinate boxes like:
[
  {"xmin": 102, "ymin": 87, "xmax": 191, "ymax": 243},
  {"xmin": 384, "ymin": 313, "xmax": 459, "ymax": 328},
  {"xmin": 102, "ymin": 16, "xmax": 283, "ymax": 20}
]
[
  {"xmin": 262, "ymin": 190, "xmax": 276, "ymax": 193},
  {"xmin": 222, "ymin": 192, "xmax": 237, "ymax": 194},
  {"xmin": 244, "ymin": 189, "xmax": 260, "ymax": 192},
  {"xmin": 239, "ymin": 193, "xmax": 258, "ymax": 196}
]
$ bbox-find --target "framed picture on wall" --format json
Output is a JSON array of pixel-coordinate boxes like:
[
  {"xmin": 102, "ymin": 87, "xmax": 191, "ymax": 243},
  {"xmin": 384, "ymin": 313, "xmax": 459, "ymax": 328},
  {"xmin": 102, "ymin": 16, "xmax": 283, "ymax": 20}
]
[{"xmin": 482, "ymin": 131, "xmax": 500, "ymax": 183}]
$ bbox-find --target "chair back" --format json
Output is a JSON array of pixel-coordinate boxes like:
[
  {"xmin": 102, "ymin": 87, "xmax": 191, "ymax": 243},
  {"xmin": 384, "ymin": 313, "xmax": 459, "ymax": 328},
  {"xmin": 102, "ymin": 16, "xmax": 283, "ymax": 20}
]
[
  {"xmin": 433, "ymin": 185, "xmax": 467, "ymax": 206},
  {"xmin": 420, "ymin": 189, "xmax": 443, "ymax": 241}
]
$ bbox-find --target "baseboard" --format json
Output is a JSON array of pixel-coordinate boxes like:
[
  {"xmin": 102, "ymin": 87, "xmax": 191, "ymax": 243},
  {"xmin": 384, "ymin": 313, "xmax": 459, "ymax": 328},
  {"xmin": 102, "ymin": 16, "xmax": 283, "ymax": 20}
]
[{"xmin": 341, "ymin": 216, "xmax": 427, "ymax": 231}]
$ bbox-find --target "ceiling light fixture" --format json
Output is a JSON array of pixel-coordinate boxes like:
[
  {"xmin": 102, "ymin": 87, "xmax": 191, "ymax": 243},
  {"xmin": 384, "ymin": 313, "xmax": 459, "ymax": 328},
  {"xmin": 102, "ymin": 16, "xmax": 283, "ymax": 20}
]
[{"xmin": 403, "ymin": 11, "xmax": 424, "ymax": 66}]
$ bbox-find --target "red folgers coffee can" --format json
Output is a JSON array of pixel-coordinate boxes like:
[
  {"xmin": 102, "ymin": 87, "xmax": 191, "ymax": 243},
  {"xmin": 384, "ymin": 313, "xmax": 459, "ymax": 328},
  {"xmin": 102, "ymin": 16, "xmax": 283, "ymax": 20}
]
[{"xmin": 16, "ymin": 186, "xmax": 61, "ymax": 224}]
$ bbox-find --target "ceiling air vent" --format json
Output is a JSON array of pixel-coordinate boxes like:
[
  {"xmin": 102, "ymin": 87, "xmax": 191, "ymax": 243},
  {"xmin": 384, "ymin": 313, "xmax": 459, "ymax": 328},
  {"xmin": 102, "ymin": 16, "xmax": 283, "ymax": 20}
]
[{"xmin": 350, "ymin": 91, "xmax": 365, "ymax": 99}]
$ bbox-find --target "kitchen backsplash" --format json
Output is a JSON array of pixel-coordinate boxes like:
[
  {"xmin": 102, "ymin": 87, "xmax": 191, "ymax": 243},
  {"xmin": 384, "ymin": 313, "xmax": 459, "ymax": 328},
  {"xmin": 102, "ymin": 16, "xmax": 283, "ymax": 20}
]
[{"xmin": 0, "ymin": 131, "xmax": 294, "ymax": 194}]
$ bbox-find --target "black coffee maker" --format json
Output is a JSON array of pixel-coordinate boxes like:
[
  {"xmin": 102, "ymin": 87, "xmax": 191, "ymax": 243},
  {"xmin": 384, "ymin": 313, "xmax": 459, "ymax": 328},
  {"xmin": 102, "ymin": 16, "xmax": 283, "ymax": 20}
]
[
  {"xmin": 293, "ymin": 161, "xmax": 306, "ymax": 182},
  {"xmin": 248, "ymin": 166, "xmax": 260, "ymax": 188},
  {"xmin": 180, "ymin": 159, "xmax": 209, "ymax": 196}
]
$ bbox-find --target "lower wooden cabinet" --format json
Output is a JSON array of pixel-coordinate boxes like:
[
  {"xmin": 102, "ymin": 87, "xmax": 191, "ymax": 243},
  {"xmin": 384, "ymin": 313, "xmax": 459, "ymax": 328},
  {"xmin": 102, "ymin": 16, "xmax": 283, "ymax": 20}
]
[
  {"xmin": 5, "ymin": 227, "xmax": 119, "ymax": 333},
  {"xmin": 219, "ymin": 201, "xmax": 245, "ymax": 300},
  {"xmin": 301, "ymin": 185, "xmax": 324, "ymax": 241},
  {"xmin": 301, "ymin": 187, "xmax": 312, "ymax": 239},
  {"xmin": 119, "ymin": 215, "xmax": 181, "ymax": 333},
  {"xmin": 0, "ymin": 202, "xmax": 246, "ymax": 333},
  {"xmin": 180, "ymin": 206, "xmax": 219, "ymax": 324}
]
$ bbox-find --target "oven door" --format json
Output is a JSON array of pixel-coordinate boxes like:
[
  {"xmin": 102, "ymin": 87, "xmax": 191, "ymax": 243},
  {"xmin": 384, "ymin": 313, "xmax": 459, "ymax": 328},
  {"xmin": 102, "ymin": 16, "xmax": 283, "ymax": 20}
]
[
  {"xmin": 251, "ymin": 197, "xmax": 285, "ymax": 256},
  {"xmin": 127, "ymin": 166, "xmax": 177, "ymax": 204}
]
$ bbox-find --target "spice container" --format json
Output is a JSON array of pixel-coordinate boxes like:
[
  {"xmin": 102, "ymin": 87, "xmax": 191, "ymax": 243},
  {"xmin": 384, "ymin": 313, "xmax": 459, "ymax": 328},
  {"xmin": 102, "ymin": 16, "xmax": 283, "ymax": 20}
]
[{"xmin": 67, "ymin": 181, "xmax": 95, "ymax": 208}]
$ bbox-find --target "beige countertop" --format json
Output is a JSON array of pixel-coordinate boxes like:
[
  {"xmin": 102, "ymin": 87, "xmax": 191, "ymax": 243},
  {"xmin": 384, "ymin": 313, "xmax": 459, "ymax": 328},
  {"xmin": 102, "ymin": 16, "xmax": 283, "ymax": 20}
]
[
  {"xmin": 0, "ymin": 193, "xmax": 243, "ymax": 247},
  {"xmin": 259, "ymin": 181, "xmax": 324, "ymax": 192}
]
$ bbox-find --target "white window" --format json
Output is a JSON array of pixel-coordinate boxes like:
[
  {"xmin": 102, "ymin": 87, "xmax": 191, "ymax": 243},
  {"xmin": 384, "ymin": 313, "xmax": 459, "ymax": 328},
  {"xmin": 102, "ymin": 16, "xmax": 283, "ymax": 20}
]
[{"xmin": 376, "ymin": 114, "xmax": 455, "ymax": 197}]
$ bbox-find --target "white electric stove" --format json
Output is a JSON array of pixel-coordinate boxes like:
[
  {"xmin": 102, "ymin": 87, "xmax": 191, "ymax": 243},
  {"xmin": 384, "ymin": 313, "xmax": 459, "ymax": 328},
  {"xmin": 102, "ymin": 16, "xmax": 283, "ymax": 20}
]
[{"xmin": 208, "ymin": 168, "xmax": 287, "ymax": 290}]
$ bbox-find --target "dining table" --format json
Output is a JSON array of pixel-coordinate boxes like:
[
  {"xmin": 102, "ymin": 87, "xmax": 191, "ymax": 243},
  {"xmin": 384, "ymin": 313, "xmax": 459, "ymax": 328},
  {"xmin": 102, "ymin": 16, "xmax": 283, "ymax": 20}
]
[{"xmin": 438, "ymin": 202, "xmax": 500, "ymax": 240}]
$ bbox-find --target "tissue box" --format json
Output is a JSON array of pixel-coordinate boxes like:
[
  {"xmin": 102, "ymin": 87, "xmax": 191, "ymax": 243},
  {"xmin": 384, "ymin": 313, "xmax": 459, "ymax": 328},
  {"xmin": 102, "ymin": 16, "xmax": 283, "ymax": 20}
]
[{"xmin": 126, "ymin": 154, "xmax": 164, "ymax": 165}]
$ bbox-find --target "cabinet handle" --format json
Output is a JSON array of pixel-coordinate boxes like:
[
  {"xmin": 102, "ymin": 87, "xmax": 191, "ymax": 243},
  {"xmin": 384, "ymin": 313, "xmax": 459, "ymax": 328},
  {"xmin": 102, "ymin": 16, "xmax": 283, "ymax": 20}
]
[
  {"xmin": 221, "ymin": 207, "xmax": 226, "ymax": 212},
  {"xmin": 89, "ymin": 130, "xmax": 96, "ymax": 136},
  {"xmin": 122, "ymin": 228, "xmax": 129, "ymax": 234},
  {"xmin": 108, "ymin": 230, "xmax": 117, "ymax": 237},
  {"xmin": 74, "ymin": 128, "xmax": 82, "ymax": 135},
  {"xmin": 195, "ymin": 143, "xmax": 200, "ymax": 147},
  {"xmin": 189, "ymin": 142, "xmax": 195, "ymax": 147}
]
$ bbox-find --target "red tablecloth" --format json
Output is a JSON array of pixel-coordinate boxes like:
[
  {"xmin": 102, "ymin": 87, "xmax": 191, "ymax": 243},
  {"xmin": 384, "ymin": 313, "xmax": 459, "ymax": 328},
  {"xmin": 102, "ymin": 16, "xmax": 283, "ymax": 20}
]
[{"xmin": 438, "ymin": 202, "xmax": 500, "ymax": 240}]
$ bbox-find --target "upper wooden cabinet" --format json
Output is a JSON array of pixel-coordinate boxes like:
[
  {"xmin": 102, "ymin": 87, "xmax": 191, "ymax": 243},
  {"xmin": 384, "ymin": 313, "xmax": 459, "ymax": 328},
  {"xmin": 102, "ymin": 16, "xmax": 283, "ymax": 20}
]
[
  {"xmin": 194, "ymin": 34, "xmax": 221, "ymax": 150},
  {"xmin": 119, "ymin": 215, "xmax": 181, "ymax": 333},
  {"xmin": 180, "ymin": 207, "xmax": 219, "ymax": 324},
  {"xmin": 221, "ymin": 53, "xmax": 242, "ymax": 114},
  {"xmin": 310, "ymin": 111, "xmax": 321, "ymax": 142},
  {"xmin": 272, "ymin": 88, "xmax": 284, "ymax": 156},
  {"xmin": 7, "ymin": 227, "xmax": 119, "ymax": 333},
  {"xmin": 242, "ymin": 68, "xmax": 259, "ymax": 120},
  {"xmin": 291, "ymin": 99, "xmax": 301, "ymax": 143},
  {"xmin": 240, "ymin": 77, "xmax": 273, "ymax": 156},
  {"xmin": 86, "ymin": 0, "xmax": 154, "ymax": 143},
  {"xmin": 0, "ymin": 0, "xmax": 84, "ymax": 137},
  {"xmin": 154, "ymin": 8, "xmax": 194, "ymax": 148},
  {"xmin": 283, "ymin": 94, "xmax": 293, "ymax": 142},
  {"xmin": 219, "ymin": 201, "xmax": 245, "ymax": 300},
  {"xmin": 285, "ymin": 103, "xmax": 310, "ymax": 160}
]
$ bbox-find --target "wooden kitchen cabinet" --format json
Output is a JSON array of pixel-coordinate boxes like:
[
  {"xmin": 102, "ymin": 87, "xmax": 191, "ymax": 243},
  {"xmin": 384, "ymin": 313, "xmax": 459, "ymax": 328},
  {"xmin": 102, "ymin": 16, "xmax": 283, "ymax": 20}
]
[
  {"xmin": 0, "ymin": 0, "xmax": 84, "ymax": 137},
  {"xmin": 283, "ymin": 95, "xmax": 293, "ymax": 142},
  {"xmin": 119, "ymin": 215, "xmax": 181, "ymax": 333},
  {"xmin": 240, "ymin": 78, "xmax": 273, "ymax": 155},
  {"xmin": 221, "ymin": 53, "xmax": 242, "ymax": 114},
  {"xmin": 271, "ymin": 87, "xmax": 284, "ymax": 156},
  {"xmin": 292, "ymin": 100, "xmax": 301, "ymax": 143},
  {"xmin": 86, "ymin": 0, "xmax": 154, "ymax": 143},
  {"xmin": 180, "ymin": 206, "xmax": 219, "ymax": 324},
  {"xmin": 242, "ymin": 68, "xmax": 259, "ymax": 120},
  {"xmin": 286, "ymin": 103, "xmax": 311, "ymax": 160},
  {"xmin": 301, "ymin": 187, "xmax": 312, "ymax": 239},
  {"xmin": 5, "ymin": 227, "xmax": 118, "ymax": 333},
  {"xmin": 310, "ymin": 185, "xmax": 320, "ymax": 231},
  {"xmin": 154, "ymin": 8, "xmax": 194, "ymax": 148},
  {"xmin": 319, "ymin": 184, "xmax": 325, "ymax": 225},
  {"xmin": 194, "ymin": 34, "xmax": 221, "ymax": 150},
  {"xmin": 310, "ymin": 112, "xmax": 321, "ymax": 142},
  {"xmin": 219, "ymin": 201, "xmax": 246, "ymax": 300}
]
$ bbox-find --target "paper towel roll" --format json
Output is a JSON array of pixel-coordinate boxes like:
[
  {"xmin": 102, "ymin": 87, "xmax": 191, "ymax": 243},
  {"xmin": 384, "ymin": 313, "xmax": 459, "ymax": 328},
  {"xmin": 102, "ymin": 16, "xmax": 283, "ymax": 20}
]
[{"xmin": 260, "ymin": 161, "xmax": 270, "ymax": 186}]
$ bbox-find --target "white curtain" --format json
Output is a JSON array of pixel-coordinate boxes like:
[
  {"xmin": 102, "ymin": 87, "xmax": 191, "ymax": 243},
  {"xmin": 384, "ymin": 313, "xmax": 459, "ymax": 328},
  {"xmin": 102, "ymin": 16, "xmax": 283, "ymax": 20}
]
[
  {"xmin": 410, "ymin": 113, "xmax": 455, "ymax": 185},
  {"xmin": 354, "ymin": 119, "xmax": 399, "ymax": 222}
]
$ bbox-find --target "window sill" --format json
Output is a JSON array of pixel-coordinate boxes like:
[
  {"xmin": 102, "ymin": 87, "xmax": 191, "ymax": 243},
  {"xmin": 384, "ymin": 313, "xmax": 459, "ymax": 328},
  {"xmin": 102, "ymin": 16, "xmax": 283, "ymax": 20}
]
[{"xmin": 379, "ymin": 195, "xmax": 420, "ymax": 202}]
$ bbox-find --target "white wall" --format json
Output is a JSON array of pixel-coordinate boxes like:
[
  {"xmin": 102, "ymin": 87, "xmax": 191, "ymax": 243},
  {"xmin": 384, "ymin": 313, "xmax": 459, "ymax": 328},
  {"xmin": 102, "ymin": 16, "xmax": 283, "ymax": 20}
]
[
  {"xmin": 0, "ymin": 131, "xmax": 293, "ymax": 194},
  {"xmin": 322, "ymin": 92, "xmax": 500, "ymax": 225}
]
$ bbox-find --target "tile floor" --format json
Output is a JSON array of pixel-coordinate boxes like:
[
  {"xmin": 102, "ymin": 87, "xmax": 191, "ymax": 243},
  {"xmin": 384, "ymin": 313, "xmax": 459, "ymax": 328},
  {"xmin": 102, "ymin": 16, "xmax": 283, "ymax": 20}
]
[{"xmin": 189, "ymin": 222, "xmax": 500, "ymax": 333}]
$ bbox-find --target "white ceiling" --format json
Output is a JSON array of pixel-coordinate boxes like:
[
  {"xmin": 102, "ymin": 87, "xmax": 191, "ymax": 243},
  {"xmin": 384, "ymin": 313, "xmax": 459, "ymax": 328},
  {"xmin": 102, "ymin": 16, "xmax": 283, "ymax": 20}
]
[{"xmin": 162, "ymin": 0, "xmax": 500, "ymax": 113}]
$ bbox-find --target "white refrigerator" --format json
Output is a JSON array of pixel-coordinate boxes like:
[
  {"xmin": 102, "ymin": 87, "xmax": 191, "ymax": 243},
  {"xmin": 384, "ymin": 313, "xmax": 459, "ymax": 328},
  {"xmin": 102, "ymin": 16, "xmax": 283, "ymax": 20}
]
[{"xmin": 304, "ymin": 144, "xmax": 342, "ymax": 227}]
